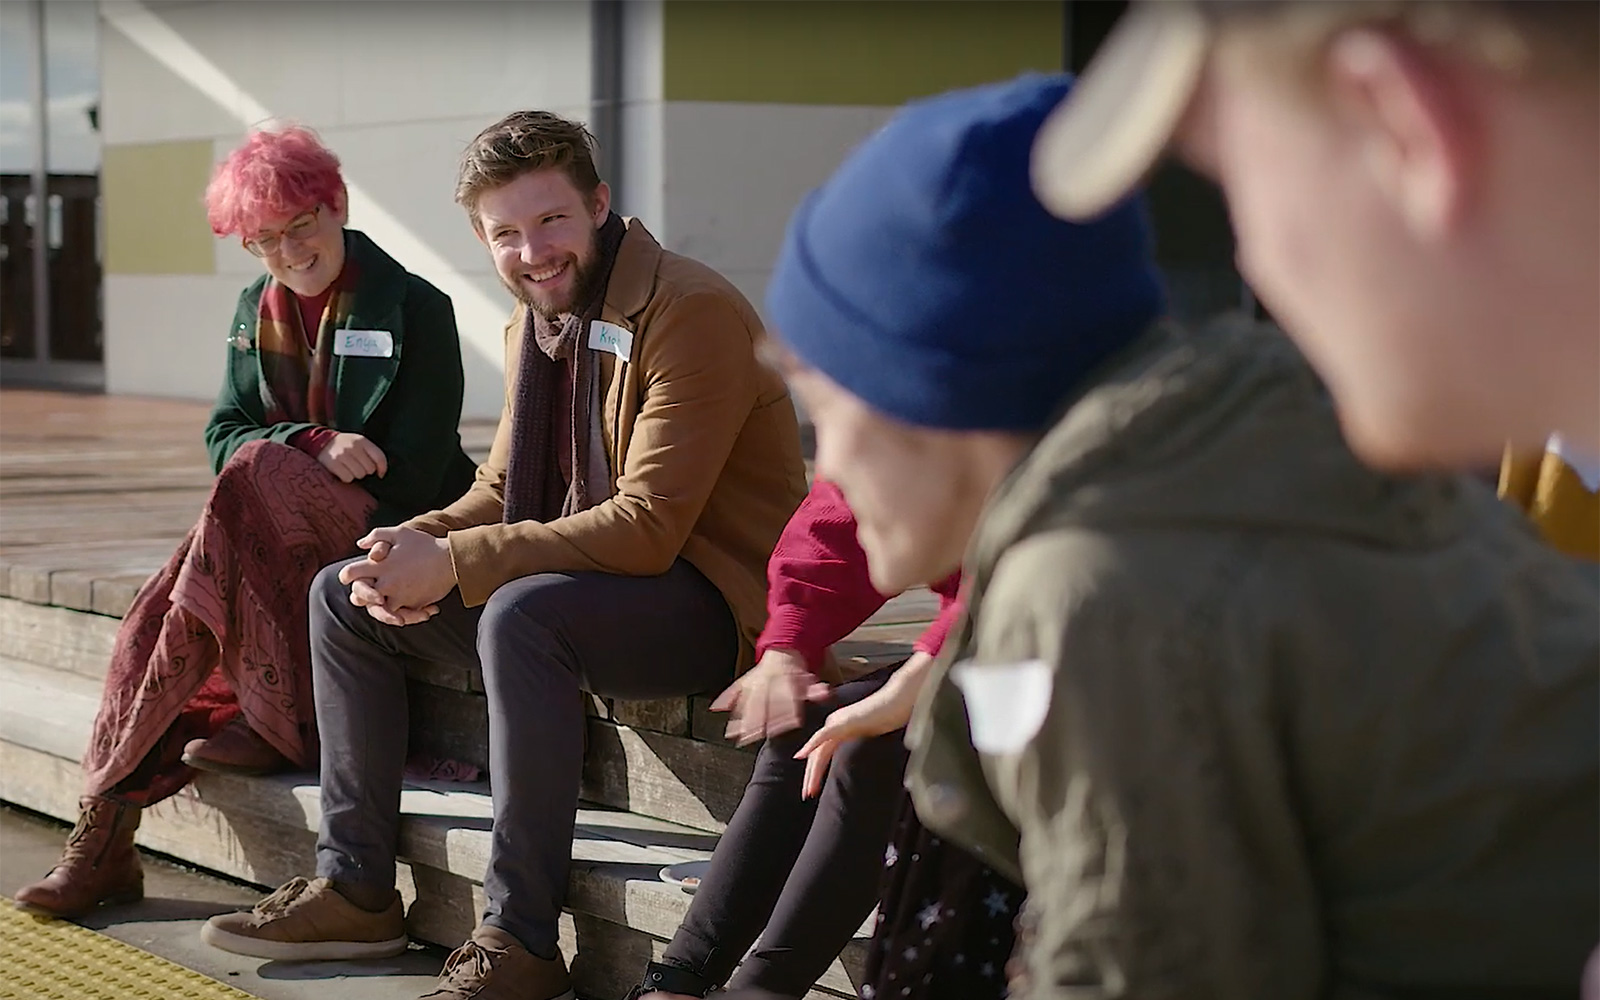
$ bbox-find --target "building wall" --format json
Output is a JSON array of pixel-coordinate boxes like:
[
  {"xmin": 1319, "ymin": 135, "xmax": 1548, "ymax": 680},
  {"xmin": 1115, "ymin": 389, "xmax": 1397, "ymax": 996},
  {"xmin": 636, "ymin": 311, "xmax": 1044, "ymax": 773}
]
[
  {"xmin": 99, "ymin": 0, "xmax": 594, "ymax": 416},
  {"xmin": 98, "ymin": 0, "xmax": 1060, "ymax": 416},
  {"xmin": 652, "ymin": 0, "xmax": 1063, "ymax": 310}
]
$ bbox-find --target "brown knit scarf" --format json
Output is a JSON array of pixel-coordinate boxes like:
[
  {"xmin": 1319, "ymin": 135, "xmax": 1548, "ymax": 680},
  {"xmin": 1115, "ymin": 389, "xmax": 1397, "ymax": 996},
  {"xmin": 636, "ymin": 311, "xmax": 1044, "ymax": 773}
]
[{"xmin": 502, "ymin": 212, "xmax": 627, "ymax": 524}]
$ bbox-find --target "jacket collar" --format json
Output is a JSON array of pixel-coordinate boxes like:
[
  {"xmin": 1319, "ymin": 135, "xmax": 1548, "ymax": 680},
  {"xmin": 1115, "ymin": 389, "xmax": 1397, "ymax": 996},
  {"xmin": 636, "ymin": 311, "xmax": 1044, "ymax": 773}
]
[
  {"xmin": 601, "ymin": 217, "xmax": 663, "ymax": 324},
  {"xmin": 331, "ymin": 229, "xmax": 410, "ymax": 428},
  {"xmin": 341, "ymin": 228, "xmax": 410, "ymax": 327}
]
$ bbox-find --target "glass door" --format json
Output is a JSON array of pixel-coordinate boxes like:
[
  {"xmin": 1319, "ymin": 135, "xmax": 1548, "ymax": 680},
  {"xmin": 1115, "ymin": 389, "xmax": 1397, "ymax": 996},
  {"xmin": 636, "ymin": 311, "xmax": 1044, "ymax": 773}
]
[{"xmin": 0, "ymin": 0, "xmax": 103, "ymax": 389}]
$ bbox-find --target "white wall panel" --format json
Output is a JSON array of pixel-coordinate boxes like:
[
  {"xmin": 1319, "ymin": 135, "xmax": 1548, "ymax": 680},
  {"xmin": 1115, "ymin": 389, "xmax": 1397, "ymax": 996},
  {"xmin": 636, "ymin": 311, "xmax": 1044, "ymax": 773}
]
[
  {"xmin": 335, "ymin": 1, "xmax": 592, "ymax": 127},
  {"xmin": 617, "ymin": 0, "xmax": 664, "ymax": 231},
  {"xmin": 659, "ymin": 101, "xmax": 895, "ymax": 273},
  {"xmin": 100, "ymin": 12, "xmax": 238, "ymax": 145},
  {"xmin": 106, "ymin": 271, "xmax": 508, "ymax": 420},
  {"xmin": 104, "ymin": 274, "xmax": 251, "ymax": 400}
]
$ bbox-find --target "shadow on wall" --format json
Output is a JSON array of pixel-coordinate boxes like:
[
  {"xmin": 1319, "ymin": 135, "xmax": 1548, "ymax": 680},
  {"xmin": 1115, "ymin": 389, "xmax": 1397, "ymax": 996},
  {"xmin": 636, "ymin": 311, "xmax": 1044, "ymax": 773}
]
[{"xmin": 100, "ymin": 0, "xmax": 596, "ymax": 419}]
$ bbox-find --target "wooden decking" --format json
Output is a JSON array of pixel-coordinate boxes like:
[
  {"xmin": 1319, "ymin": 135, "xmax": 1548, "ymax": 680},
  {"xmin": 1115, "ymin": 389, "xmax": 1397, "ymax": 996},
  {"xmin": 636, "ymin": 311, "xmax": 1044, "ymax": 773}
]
[
  {"xmin": 0, "ymin": 389, "xmax": 925, "ymax": 995},
  {"xmin": 0, "ymin": 388, "xmax": 930, "ymax": 665},
  {"xmin": 0, "ymin": 389, "xmax": 930, "ymax": 996},
  {"xmin": 0, "ymin": 390, "xmax": 497, "ymax": 617}
]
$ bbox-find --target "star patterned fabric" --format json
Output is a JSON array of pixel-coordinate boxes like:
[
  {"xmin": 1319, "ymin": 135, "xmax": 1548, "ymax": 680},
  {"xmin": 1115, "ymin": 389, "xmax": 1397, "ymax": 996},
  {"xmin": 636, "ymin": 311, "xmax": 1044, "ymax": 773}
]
[{"xmin": 861, "ymin": 795, "xmax": 1024, "ymax": 998}]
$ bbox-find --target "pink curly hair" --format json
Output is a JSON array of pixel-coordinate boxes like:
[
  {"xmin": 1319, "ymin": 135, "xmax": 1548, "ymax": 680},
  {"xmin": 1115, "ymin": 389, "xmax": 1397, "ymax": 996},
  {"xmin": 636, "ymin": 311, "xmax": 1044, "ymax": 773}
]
[{"xmin": 205, "ymin": 123, "xmax": 346, "ymax": 237}]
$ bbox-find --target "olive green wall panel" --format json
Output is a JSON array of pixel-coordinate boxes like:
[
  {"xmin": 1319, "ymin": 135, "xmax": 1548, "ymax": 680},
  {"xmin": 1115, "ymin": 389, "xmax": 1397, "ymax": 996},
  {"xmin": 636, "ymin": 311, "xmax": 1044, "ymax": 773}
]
[
  {"xmin": 103, "ymin": 140, "xmax": 215, "ymax": 275},
  {"xmin": 664, "ymin": 1, "xmax": 1063, "ymax": 105}
]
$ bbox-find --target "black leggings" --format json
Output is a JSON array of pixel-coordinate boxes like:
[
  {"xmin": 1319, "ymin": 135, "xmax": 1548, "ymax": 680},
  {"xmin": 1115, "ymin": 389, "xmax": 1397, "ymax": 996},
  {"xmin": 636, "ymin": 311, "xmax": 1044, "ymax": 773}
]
[{"xmin": 660, "ymin": 668, "xmax": 909, "ymax": 993}]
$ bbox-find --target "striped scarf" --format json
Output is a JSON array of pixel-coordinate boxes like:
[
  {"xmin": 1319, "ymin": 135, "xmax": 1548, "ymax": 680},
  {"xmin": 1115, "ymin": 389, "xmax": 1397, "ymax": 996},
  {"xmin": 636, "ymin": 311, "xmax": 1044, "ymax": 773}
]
[{"xmin": 255, "ymin": 256, "xmax": 358, "ymax": 426}]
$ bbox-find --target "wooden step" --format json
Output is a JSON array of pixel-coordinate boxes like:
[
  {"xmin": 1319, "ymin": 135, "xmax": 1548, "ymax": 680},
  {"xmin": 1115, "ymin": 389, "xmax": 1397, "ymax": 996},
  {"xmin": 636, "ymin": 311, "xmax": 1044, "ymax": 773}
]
[
  {"xmin": 0, "ymin": 590, "xmax": 930, "ymax": 837},
  {"xmin": 0, "ymin": 655, "xmax": 870, "ymax": 997},
  {"xmin": 0, "ymin": 391, "xmax": 924, "ymax": 996}
]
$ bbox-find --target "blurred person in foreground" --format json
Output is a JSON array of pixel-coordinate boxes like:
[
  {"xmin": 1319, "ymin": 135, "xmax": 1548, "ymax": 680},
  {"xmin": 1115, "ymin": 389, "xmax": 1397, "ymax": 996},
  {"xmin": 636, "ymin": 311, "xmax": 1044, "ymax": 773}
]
[
  {"xmin": 1032, "ymin": 0, "xmax": 1598, "ymax": 472},
  {"xmin": 202, "ymin": 111, "xmax": 807, "ymax": 1000},
  {"xmin": 625, "ymin": 478, "xmax": 1024, "ymax": 999},
  {"xmin": 1039, "ymin": 7, "xmax": 1600, "ymax": 990},
  {"xmin": 763, "ymin": 73, "xmax": 1598, "ymax": 998},
  {"xmin": 16, "ymin": 124, "xmax": 475, "ymax": 919}
]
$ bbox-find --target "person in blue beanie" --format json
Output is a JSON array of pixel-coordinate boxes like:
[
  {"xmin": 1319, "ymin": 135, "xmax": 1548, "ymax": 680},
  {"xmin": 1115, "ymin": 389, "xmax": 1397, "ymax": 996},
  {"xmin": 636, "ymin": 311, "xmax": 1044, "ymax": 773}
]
[{"xmin": 758, "ymin": 72, "xmax": 1598, "ymax": 998}]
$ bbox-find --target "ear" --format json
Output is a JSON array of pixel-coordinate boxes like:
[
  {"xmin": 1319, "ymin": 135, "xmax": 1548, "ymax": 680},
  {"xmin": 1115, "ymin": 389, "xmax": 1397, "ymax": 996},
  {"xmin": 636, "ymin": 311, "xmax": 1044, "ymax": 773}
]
[
  {"xmin": 590, "ymin": 181, "xmax": 612, "ymax": 226},
  {"xmin": 1325, "ymin": 28, "xmax": 1477, "ymax": 240}
]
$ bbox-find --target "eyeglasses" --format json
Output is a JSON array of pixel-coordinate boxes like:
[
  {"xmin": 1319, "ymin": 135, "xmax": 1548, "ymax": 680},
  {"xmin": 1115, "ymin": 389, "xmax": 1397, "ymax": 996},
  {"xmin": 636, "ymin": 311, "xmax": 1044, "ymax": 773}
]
[{"xmin": 242, "ymin": 205, "xmax": 322, "ymax": 257}]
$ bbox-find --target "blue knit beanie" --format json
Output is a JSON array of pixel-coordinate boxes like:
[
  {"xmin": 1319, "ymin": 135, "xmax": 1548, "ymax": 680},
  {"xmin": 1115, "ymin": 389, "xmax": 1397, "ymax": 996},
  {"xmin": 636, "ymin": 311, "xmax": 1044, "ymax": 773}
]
[{"xmin": 766, "ymin": 73, "xmax": 1166, "ymax": 432}]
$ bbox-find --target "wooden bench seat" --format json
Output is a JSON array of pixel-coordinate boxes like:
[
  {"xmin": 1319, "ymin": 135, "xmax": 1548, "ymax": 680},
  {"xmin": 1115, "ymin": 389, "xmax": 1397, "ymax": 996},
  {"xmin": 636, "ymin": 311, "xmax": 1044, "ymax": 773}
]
[{"xmin": 0, "ymin": 389, "xmax": 931, "ymax": 998}]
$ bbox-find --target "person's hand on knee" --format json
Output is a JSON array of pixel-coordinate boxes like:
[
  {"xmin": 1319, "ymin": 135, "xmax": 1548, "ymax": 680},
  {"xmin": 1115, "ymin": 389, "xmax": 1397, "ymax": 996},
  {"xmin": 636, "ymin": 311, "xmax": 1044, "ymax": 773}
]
[
  {"xmin": 794, "ymin": 650, "xmax": 933, "ymax": 798},
  {"xmin": 316, "ymin": 432, "xmax": 388, "ymax": 483}
]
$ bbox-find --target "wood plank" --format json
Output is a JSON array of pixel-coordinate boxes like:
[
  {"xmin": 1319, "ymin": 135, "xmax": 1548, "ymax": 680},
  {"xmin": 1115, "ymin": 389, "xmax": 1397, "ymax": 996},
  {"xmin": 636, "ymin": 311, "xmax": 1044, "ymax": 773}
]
[
  {"xmin": 0, "ymin": 391, "xmax": 494, "ymax": 617},
  {"xmin": 865, "ymin": 586, "xmax": 943, "ymax": 626},
  {"xmin": 0, "ymin": 597, "xmax": 119, "ymax": 678},
  {"xmin": 610, "ymin": 697, "xmax": 691, "ymax": 736},
  {"xmin": 0, "ymin": 738, "xmax": 864, "ymax": 996},
  {"xmin": 0, "ymin": 651, "xmax": 868, "ymax": 996},
  {"xmin": 581, "ymin": 717, "xmax": 758, "ymax": 834},
  {"xmin": 1, "ymin": 539, "xmax": 172, "ymax": 605},
  {"xmin": 406, "ymin": 679, "xmax": 491, "ymax": 773}
]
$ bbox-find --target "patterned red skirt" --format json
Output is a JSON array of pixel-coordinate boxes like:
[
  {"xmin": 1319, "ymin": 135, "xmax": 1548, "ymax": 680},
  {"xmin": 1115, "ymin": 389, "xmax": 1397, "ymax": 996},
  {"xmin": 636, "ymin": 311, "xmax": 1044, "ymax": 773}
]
[{"xmin": 81, "ymin": 440, "xmax": 374, "ymax": 805}]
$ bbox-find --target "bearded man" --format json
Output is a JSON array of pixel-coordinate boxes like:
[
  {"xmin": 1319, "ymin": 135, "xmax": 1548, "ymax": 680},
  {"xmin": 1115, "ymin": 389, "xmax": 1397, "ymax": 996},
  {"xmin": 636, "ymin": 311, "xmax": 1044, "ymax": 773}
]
[{"xmin": 201, "ymin": 111, "xmax": 808, "ymax": 1000}]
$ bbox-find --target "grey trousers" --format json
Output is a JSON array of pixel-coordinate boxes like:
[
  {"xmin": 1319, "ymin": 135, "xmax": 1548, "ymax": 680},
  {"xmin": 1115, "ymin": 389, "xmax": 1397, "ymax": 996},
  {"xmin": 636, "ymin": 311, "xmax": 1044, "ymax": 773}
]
[{"xmin": 310, "ymin": 556, "xmax": 738, "ymax": 959}]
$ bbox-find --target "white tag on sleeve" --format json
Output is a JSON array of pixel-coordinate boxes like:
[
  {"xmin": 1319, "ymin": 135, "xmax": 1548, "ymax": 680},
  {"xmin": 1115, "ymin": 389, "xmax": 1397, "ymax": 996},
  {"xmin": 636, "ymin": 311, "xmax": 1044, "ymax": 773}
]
[
  {"xmin": 950, "ymin": 659, "xmax": 1054, "ymax": 755},
  {"xmin": 334, "ymin": 329, "xmax": 394, "ymax": 358},
  {"xmin": 1549, "ymin": 434, "xmax": 1600, "ymax": 493},
  {"xmin": 588, "ymin": 320, "xmax": 634, "ymax": 362}
]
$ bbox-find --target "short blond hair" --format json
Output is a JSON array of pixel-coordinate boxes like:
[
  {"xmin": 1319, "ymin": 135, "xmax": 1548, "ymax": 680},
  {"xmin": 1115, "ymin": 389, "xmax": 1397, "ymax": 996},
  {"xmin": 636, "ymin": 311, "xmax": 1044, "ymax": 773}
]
[{"xmin": 1221, "ymin": 1, "xmax": 1597, "ymax": 82}]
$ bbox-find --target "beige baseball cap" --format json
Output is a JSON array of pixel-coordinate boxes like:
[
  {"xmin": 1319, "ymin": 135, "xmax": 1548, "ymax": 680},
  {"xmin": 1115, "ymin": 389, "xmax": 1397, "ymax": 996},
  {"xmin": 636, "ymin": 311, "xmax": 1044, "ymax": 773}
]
[{"xmin": 1032, "ymin": 1, "xmax": 1217, "ymax": 221}]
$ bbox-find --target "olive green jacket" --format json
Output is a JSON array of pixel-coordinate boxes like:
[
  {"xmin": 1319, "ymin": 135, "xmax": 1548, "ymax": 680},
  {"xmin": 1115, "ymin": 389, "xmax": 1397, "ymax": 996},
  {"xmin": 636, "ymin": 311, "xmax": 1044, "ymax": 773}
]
[
  {"xmin": 204, "ymin": 229, "xmax": 477, "ymax": 528},
  {"xmin": 908, "ymin": 318, "xmax": 1599, "ymax": 999}
]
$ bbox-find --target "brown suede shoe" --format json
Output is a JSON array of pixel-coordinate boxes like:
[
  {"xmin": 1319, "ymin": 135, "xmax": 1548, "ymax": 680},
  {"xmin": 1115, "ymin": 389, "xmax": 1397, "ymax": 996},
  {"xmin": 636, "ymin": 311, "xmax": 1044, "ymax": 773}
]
[
  {"xmin": 15, "ymin": 795, "xmax": 143, "ymax": 918},
  {"xmin": 421, "ymin": 925, "xmax": 575, "ymax": 1000},
  {"xmin": 181, "ymin": 716, "xmax": 288, "ymax": 776},
  {"xmin": 201, "ymin": 876, "xmax": 407, "ymax": 961}
]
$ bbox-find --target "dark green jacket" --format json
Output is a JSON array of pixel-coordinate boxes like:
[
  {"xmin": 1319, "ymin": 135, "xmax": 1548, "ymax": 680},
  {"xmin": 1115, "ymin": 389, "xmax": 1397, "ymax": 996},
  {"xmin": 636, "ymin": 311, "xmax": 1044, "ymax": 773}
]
[
  {"xmin": 908, "ymin": 317, "xmax": 1598, "ymax": 999},
  {"xmin": 204, "ymin": 229, "xmax": 477, "ymax": 528}
]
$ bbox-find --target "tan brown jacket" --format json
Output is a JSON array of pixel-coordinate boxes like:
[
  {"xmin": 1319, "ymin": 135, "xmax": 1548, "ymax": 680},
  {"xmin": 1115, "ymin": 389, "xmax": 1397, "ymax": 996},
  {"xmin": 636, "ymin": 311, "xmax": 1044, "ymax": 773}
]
[{"xmin": 406, "ymin": 220, "xmax": 807, "ymax": 670}]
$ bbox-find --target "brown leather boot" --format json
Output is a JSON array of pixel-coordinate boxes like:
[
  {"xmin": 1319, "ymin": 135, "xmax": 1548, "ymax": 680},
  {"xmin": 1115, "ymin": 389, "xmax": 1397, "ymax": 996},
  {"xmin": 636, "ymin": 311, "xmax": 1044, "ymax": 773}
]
[
  {"xmin": 15, "ymin": 795, "xmax": 144, "ymax": 918},
  {"xmin": 181, "ymin": 716, "xmax": 288, "ymax": 776}
]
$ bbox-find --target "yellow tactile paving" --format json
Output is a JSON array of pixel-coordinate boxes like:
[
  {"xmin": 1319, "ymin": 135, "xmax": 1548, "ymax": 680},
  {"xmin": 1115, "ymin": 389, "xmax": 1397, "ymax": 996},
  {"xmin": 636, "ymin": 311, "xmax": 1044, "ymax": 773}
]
[{"xmin": 0, "ymin": 898, "xmax": 256, "ymax": 1000}]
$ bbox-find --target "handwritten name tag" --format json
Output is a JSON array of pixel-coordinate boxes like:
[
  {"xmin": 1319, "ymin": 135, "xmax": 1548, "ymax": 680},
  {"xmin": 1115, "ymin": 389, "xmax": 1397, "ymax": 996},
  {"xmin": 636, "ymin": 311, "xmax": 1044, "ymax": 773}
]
[
  {"xmin": 950, "ymin": 659, "xmax": 1054, "ymax": 755},
  {"xmin": 334, "ymin": 330, "xmax": 394, "ymax": 358},
  {"xmin": 588, "ymin": 320, "xmax": 633, "ymax": 363}
]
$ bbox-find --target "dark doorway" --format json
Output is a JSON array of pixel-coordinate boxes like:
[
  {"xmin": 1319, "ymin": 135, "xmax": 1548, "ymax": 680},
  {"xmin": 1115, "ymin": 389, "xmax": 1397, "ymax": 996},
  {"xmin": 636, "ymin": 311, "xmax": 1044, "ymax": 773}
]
[
  {"xmin": 0, "ymin": 0, "xmax": 104, "ymax": 389},
  {"xmin": 0, "ymin": 177, "xmax": 38, "ymax": 360}
]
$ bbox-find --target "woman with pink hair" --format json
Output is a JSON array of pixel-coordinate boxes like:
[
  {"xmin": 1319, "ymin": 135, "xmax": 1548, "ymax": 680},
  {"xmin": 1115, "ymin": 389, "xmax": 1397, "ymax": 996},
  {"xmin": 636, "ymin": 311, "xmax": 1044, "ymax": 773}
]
[{"xmin": 17, "ymin": 124, "xmax": 476, "ymax": 919}]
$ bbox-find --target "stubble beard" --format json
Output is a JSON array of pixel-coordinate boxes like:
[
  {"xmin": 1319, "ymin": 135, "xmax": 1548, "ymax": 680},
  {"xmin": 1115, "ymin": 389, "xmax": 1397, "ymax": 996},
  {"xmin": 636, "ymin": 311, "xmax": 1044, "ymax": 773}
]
[{"xmin": 505, "ymin": 228, "xmax": 606, "ymax": 323}]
